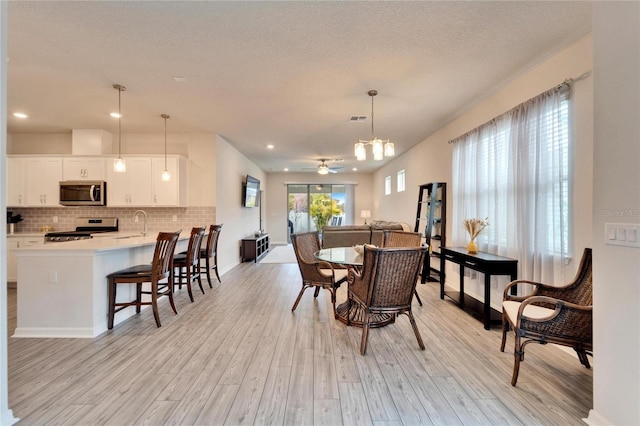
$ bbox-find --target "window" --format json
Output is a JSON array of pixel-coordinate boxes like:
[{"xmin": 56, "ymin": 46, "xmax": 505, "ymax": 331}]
[
  {"xmin": 287, "ymin": 184, "xmax": 353, "ymax": 235},
  {"xmin": 397, "ymin": 169, "xmax": 405, "ymax": 192},
  {"xmin": 384, "ymin": 176, "xmax": 391, "ymax": 195},
  {"xmin": 451, "ymin": 84, "xmax": 571, "ymax": 283}
]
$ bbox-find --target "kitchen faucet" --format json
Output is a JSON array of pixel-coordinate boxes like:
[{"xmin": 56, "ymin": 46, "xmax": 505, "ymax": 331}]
[{"xmin": 133, "ymin": 210, "xmax": 148, "ymax": 236}]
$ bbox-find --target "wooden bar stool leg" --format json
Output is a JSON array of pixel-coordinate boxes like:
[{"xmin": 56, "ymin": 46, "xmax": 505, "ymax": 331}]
[
  {"xmin": 213, "ymin": 254, "xmax": 221, "ymax": 283},
  {"xmin": 108, "ymin": 278, "xmax": 116, "ymax": 330},
  {"xmin": 205, "ymin": 257, "xmax": 213, "ymax": 288},
  {"xmin": 151, "ymin": 280, "xmax": 161, "ymax": 327},
  {"xmin": 136, "ymin": 283, "xmax": 143, "ymax": 313},
  {"xmin": 196, "ymin": 265, "xmax": 205, "ymax": 294}
]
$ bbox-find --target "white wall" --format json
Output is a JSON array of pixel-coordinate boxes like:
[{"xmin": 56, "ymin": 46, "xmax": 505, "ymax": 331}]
[
  {"xmin": 1, "ymin": 1, "xmax": 18, "ymax": 423},
  {"xmin": 215, "ymin": 135, "xmax": 266, "ymax": 273},
  {"xmin": 265, "ymin": 172, "xmax": 374, "ymax": 245},
  {"xmin": 374, "ymin": 35, "xmax": 594, "ymax": 307},
  {"xmin": 7, "ymin": 133, "xmax": 72, "ymax": 154},
  {"xmin": 590, "ymin": 3, "xmax": 640, "ymax": 425}
]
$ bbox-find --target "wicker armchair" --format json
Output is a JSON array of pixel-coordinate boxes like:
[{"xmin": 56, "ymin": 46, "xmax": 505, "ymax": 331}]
[
  {"xmin": 348, "ymin": 245, "xmax": 428, "ymax": 355},
  {"xmin": 290, "ymin": 232, "xmax": 348, "ymax": 316},
  {"xmin": 381, "ymin": 230, "xmax": 424, "ymax": 306},
  {"xmin": 500, "ymin": 248, "xmax": 593, "ymax": 386}
]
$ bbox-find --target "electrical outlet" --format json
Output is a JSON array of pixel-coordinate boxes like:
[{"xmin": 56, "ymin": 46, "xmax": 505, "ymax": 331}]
[
  {"xmin": 48, "ymin": 270, "xmax": 58, "ymax": 283},
  {"xmin": 52, "ymin": 216, "xmax": 58, "ymax": 223},
  {"xmin": 172, "ymin": 215, "xmax": 178, "ymax": 222}
]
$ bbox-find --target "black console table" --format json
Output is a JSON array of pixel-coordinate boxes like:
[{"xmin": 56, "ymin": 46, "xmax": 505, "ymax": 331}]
[
  {"xmin": 440, "ymin": 247, "xmax": 518, "ymax": 330},
  {"xmin": 241, "ymin": 233, "xmax": 270, "ymax": 263}
]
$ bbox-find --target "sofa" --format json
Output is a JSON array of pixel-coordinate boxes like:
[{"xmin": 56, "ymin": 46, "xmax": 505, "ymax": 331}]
[{"xmin": 321, "ymin": 220, "xmax": 411, "ymax": 248}]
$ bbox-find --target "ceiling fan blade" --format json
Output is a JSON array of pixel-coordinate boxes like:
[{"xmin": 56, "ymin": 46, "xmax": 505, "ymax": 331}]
[{"xmin": 328, "ymin": 168, "xmax": 338, "ymax": 173}]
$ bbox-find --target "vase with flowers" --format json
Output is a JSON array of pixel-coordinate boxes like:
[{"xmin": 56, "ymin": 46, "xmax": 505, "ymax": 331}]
[{"xmin": 463, "ymin": 217, "xmax": 489, "ymax": 254}]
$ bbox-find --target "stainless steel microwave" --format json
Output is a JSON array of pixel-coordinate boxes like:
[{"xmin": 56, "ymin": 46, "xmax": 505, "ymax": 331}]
[{"xmin": 59, "ymin": 181, "xmax": 107, "ymax": 206}]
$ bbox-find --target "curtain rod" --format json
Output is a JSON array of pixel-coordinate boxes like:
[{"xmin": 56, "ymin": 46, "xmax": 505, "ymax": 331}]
[{"xmin": 449, "ymin": 71, "xmax": 591, "ymax": 144}]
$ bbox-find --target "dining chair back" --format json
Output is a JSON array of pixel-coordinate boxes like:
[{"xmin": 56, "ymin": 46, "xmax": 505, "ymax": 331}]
[
  {"xmin": 290, "ymin": 231, "xmax": 348, "ymax": 316},
  {"xmin": 381, "ymin": 230, "xmax": 424, "ymax": 305},
  {"xmin": 347, "ymin": 245, "xmax": 427, "ymax": 354}
]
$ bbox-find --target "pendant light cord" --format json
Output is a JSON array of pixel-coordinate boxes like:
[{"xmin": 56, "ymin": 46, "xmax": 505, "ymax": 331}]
[
  {"xmin": 118, "ymin": 89, "xmax": 122, "ymax": 157},
  {"xmin": 161, "ymin": 114, "xmax": 170, "ymax": 169}
]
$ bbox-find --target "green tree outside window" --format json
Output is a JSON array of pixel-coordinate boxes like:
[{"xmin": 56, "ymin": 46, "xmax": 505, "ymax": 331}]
[{"xmin": 309, "ymin": 193, "xmax": 342, "ymax": 231}]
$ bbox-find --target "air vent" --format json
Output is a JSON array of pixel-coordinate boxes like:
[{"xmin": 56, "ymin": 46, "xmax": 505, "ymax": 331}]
[{"xmin": 349, "ymin": 115, "xmax": 367, "ymax": 122}]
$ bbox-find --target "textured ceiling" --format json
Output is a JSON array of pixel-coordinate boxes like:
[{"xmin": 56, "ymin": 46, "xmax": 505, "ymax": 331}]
[{"xmin": 6, "ymin": 1, "xmax": 592, "ymax": 173}]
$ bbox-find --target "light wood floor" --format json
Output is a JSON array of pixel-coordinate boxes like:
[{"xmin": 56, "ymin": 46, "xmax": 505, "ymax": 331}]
[{"xmin": 7, "ymin": 262, "xmax": 592, "ymax": 425}]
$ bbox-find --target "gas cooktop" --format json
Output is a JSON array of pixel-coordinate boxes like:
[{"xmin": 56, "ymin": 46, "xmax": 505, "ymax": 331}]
[{"xmin": 45, "ymin": 217, "xmax": 119, "ymax": 242}]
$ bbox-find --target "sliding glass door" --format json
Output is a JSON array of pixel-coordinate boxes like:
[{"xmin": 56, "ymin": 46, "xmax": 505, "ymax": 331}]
[{"xmin": 287, "ymin": 184, "xmax": 351, "ymax": 238}]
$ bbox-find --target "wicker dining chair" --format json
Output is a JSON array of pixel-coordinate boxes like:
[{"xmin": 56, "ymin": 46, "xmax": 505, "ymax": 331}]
[
  {"xmin": 291, "ymin": 232, "xmax": 348, "ymax": 317},
  {"xmin": 348, "ymin": 245, "xmax": 428, "ymax": 355},
  {"xmin": 107, "ymin": 231, "xmax": 181, "ymax": 329},
  {"xmin": 381, "ymin": 230, "xmax": 424, "ymax": 306},
  {"xmin": 500, "ymin": 248, "xmax": 593, "ymax": 386}
]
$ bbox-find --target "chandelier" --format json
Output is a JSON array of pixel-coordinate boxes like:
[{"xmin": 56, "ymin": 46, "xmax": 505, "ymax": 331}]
[{"xmin": 354, "ymin": 90, "xmax": 395, "ymax": 161}]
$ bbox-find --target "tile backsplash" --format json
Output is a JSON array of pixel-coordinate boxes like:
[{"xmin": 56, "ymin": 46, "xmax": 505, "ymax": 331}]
[{"xmin": 7, "ymin": 206, "xmax": 216, "ymax": 235}]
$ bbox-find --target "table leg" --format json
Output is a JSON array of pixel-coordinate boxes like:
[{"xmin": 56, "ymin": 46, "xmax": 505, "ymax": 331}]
[
  {"xmin": 510, "ymin": 270, "xmax": 518, "ymax": 296},
  {"xmin": 484, "ymin": 273, "xmax": 491, "ymax": 330},
  {"xmin": 439, "ymin": 252, "xmax": 446, "ymax": 299},
  {"xmin": 459, "ymin": 265, "xmax": 465, "ymax": 309}
]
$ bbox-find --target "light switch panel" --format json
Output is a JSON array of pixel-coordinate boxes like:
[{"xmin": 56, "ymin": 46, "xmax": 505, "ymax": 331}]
[{"xmin": 605, "ymin": 223, "xmax": 640, "ymax": 248}]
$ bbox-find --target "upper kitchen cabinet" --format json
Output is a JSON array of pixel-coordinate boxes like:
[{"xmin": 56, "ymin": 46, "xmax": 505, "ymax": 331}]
[
  {"xmin": 25, "ymin": 157, "xmax": 63, "ymax": 206},
  {"xmin": 107, "ymin": 156, "xmax": 187, "ymax": 207},
  {"xmin": 151, "ymin": 156, "xmax": 187, "ymax": 207},
  {"xmin": 7, "ymin": 157, "xmax": 26, "ymax": 207},
  {"xmin": 106, "ymin": 157, "xmax": 153, "ymax": 207},
  {"xmin": 62, "ymin": 157, "xmax": 106, "ymax": 180}
]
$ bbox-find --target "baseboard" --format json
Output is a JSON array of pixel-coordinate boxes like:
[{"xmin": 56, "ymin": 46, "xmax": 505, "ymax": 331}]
[
  {"xmin": 12, "ymin": 327, "xmax": 96, "ymax": 339},
  {"xmin": 583, "ymin": 409, "xmax": 613, "ymax": 425}
]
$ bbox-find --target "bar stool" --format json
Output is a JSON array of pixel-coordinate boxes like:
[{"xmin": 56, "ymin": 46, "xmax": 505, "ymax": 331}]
[
  {"xmin": 200, "ymin": 224, "xmax": 222, "ymax": 287},
  {"xmin": 107, "ymin": 231, "xmax": 181, "ymax": 329},
  {"xmin": 173, "ymin": 227, "xmax": 206, "ymax": 302}
]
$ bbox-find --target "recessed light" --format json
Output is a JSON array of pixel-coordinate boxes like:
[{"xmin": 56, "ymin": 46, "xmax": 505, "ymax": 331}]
[
  {"xmin": 266, "ymin": 144, "xmax": 274, "ymax": 149},
  {"xmin": 173, "ymin": 76, "xmax": 187, "ymax": 82},
  {"xmin": 352, "ymin": 167, "xmax": 358, "ymax": 171},
  {"xmin": 284, "ymin": 168, "xmax": 289, "ymax": 172},
  {"xmin": 110, "ymin": 112, "xmax": 122, "ymax": 118},
  {"xmin": 13, "ymin": 112, "xmax": 28, "ymax": 119}
]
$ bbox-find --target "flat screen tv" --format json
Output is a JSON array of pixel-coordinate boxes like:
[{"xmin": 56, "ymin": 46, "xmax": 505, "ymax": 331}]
[{"xmin": 243, "ymin": 175, "xmax": 260, "ymax": 207}]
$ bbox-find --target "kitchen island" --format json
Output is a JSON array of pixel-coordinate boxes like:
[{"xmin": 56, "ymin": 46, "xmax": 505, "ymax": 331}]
[{"xmin": 13, "ymin": 232, "xmax": 188, "ymax": 338}]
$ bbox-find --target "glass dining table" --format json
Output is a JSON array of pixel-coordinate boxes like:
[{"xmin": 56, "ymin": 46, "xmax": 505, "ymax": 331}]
[{"xmin": 315, "ymin": 246, "xmax": 395, "ymax": 328}]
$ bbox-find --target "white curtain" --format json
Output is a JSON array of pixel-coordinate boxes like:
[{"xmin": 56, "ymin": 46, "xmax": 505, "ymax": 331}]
[
  {"xmin": 452, "ymin": 84, "xmax": 572, "ymax": 284},
  {"xmin": 343, "ymin": 184, "xmax": 356, "ymax": 225}
]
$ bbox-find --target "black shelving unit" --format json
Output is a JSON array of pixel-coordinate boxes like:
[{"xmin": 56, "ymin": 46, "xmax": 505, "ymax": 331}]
[
  {"xmin": 241, "ymin": 233, "xmax": 270, "ymax": 263},
  {"xmin": 414, "ymin": 182, "xmax": 447, "ymax": 283}
]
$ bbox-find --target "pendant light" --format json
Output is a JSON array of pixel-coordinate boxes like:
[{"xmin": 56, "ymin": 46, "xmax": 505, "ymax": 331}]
[
  {"xmin": 113, "ymin": 84, "xmax": 126, "ymax": 172},
  {"xmin": 161, "ymin": 114, "xmax": 171, "ymax": 181},
  {"xmin": 355, "ymin": 90, "xmax": 395, "ymax": 161}
]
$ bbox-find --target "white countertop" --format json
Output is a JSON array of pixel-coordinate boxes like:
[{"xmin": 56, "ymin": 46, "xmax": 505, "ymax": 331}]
[
  {"xmin": 6, "ymin": 232, "xmax": 46, "ymax": 238},
  {"xmin": 15, "ymin": 231, "xmax": 187, "ymax": 253}
]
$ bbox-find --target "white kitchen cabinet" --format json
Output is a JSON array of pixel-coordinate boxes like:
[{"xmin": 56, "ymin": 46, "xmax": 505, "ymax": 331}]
[
  {"xmin": 7, "ymin": 157, "xmax": 26, "ymax": 207},
  {"xmin": 62, "ymin": 157, "xmax": 106, "ymax": 180},
  {"xmin": 7, "ymin": 235, "xmax": 45, "ymax": 284},
  {"xmin": 106, "ymin": 157, "xmax": 153, "ymax": 206},
  {"xmin": 25, "ymin": 157, "xmax": 63, "ymax": 206},
  {"xmin": 151, "ymin": 156, "xmax": 187, "ymax": 207}
]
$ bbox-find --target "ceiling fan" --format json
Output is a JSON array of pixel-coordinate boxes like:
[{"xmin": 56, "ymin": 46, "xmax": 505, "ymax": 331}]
[{"xmin": 301, "ymin": 159, "xmax": 344, "ymax": 174}]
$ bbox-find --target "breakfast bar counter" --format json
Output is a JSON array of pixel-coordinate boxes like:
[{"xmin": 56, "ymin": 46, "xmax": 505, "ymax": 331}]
[{"xmin": 13, "ymin": 232, "xmax": 188, "ymax": 338}]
